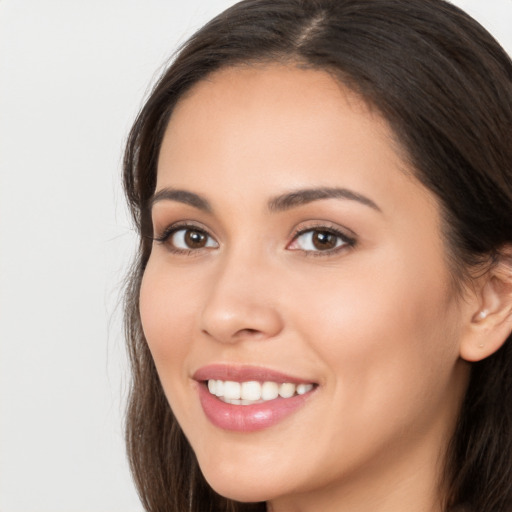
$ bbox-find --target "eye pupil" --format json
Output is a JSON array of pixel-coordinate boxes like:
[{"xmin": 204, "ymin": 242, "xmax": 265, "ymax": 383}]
[
  {"xmin": 185, "ymin": 230, "xmax": 207, "ymax": 248},
  {"xmin": 312, "ymin": 231, "xmax": 337, "ymax": 250}
]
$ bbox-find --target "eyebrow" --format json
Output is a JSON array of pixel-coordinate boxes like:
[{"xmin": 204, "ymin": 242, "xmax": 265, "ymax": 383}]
[
  {"xmin": 149, "ymin": 186, "xmax": 381, "ymax": 214},
  {"xmin": 150, "ymin": 187, "xmax": 212, "ymax": 212},
  {"xmin": 268, "ymin": 187, "xmax": 381, "ymax": 212}
]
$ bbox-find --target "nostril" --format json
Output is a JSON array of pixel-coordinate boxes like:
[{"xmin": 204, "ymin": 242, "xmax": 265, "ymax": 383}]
[
  {"xmin": 202, "ymin": 326, "xmax": 269, "ymax": 342},
  {"xmin": 235, "ymin": 328, "xmax": 263, "ymax": 337}
]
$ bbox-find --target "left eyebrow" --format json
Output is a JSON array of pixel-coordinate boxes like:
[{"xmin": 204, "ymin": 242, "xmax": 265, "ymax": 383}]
[{"xmin": 268, "ymin": 187, "xmax": 381, "ymax": 213}]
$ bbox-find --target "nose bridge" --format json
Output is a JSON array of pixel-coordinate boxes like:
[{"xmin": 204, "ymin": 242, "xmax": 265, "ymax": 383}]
[{"xmin": 199, "ymin": 244, "xmax": 283, "ymax": 343}]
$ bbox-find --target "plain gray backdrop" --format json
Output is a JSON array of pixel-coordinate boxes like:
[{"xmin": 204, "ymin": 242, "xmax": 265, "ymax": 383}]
[{"xmin": 0, "ymin": 1, "xmax": 511, "ymax": 511}]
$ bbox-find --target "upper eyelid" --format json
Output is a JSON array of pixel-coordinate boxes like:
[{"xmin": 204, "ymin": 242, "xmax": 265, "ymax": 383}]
[
  {"xmin": 153, "ymin": 220, "xmax": 211, "ymax": 236},
  {"xmin": 293, "ymin": 227, "xmax": 350, "ymax": 239},
  {"xmin": 289, "ymin": 221, "xmax": 356, "ymax": 240}
]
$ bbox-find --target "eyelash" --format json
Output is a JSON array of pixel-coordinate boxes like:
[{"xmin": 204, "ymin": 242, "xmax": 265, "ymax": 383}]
[
  {"xmin": 153, "ymin": 222, "xmax": 215, "ymax": 256},
  {"xmin": 153, "ymin": 222, "xmax": 356, "ymax": 257},
  {"xmin": 288, "ymin": 223, "xmax": 356, "ymax": 257}
]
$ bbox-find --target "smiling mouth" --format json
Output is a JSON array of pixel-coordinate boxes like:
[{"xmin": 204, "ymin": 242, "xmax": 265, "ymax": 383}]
[
  {"xmin": 195, "ymin": 366, "xmax": 318, "ymax": 431},
  {"xmin": 206, "ymin": 379, "xmax": 316, "ymax": 405}
]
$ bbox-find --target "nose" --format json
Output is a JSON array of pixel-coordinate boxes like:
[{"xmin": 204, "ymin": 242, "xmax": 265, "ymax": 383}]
[{"xmin": 199, "ymin": 254, "xmax": 284, "ymax": 344}]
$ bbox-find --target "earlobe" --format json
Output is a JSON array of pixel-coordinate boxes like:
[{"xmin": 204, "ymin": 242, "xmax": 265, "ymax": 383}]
[{"xmin": 460, "ymin": 250, "xmax": 512, "ymax": 362}]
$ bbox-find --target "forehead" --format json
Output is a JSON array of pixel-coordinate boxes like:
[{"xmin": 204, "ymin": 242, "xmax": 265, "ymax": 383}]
[
  {"xmin": 162, "ymin": 64, "xmax": 378, "ymax": 144},
  {"xmin": 156, "ymin": 64, "xmax": 435, "ymax": 218}
]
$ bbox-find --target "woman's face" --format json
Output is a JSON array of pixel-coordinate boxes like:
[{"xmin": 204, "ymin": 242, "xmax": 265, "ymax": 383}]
[{"xmin": 140, "ymin": 65, "xmax": 471, "ymax": 509}]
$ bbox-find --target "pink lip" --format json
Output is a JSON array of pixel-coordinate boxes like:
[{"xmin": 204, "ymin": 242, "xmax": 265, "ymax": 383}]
[
  {"xmin": 193, "ymin": 365, "xmax": 317, "ymax": 432},
  {"xmin": 193, "ymin": 364, "xmax": 313, "ymax": 384}
]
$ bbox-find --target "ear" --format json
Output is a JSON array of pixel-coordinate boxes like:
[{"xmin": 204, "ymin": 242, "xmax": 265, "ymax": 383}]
[{"xmin": 460, "ymin": 248, "xmax": 512, "ymax": 362}]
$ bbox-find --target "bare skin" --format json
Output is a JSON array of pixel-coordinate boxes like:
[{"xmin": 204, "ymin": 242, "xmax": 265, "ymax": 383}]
[{"xmin": 139, "ymin": 65, "xmax": 509, "ymax": 512}]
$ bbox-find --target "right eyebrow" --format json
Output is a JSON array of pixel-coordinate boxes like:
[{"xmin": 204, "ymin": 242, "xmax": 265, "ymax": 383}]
[
  {"xmin": 149, "ymin": 187, "xmax": 212, "ymax": 213},
  {"xmin": 268, "ymin": 186, "xmax": 381, "ymax": 213}
]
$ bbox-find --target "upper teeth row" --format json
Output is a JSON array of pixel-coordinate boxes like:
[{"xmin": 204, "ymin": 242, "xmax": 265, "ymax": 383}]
[{"xmin": 207, "ymin": 379, "xmax": 313, "ymax": 402}]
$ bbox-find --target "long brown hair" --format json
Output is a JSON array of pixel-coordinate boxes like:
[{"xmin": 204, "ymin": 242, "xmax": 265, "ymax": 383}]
[{"xmin": 123, "ymin": 1, "xmax": 512, "ymax": 510}]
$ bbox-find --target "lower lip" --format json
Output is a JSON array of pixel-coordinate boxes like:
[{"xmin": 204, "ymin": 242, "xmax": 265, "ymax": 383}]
[{"xmin": 197, "ymin": 383, "xmax": 313, "ymax": 432}]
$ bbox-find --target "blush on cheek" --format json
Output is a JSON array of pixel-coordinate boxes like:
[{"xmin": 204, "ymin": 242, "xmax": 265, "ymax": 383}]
[
  {"xmin": 140, "ymin": 271, "xmax": 172, "ymax": 360},
  {"xmin": 140, "ymin": 267, "xmax": 199, "ymax": 373}
]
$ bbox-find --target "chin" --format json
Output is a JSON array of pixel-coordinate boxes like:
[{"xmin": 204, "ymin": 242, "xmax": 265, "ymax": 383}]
[
  {"xmin": 204, "ymin": 476, "xmax": 271, "ymax": 503},
  {"xmin": 198, "ymin": 458, "xmax": 284, "ymax": 503}
]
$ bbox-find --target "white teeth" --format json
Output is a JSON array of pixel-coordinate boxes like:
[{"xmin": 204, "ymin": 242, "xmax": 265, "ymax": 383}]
[
  {"xmin": 296, "ymin": 383, "xmax": 313, "ymax": 395},
  {"xmin": 223, "ymin": 381, "xmax": 241, "ymax": 400},
  {"xmin": 278, "ymin": 383, "xmax": 295, "ymax": 398},
  {"xmin": 241, "ymin": 381, "xmax": 261, "ymax": 401},
  {"xmin": 206, "ymin": 379, "xmax": 314, "ymax": 404},
  {"xmin": 261, "ymin": 381, "xmax": 279, "ymax": 400}
]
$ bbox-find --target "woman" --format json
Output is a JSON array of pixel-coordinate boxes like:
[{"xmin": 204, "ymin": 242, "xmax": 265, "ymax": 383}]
[{"xmin": 122, "ymin": 1, "xmax": 512, "ymax": 511}]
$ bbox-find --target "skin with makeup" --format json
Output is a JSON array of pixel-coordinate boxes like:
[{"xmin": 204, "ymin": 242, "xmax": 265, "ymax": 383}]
[
  {"xmin": 139, "ymin": 65, "xmax": 509, "ymax": 511},
  {"xmin": 122, "ymin": 1, "xmax": 512, "ymax": 511}
]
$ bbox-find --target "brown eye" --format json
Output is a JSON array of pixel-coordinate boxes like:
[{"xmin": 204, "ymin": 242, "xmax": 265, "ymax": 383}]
[
  {"xmin": 288, "ymin": 227, "xmax": 352, "ymax": 254},
  {"xmin": 311, "ymin": 231, "xmax": 338, "ymax": 250},
  {"xmin": 168, "ymin": 227, "xmax": 218, "ymax": 251},
  {"xmin": 184, "ymin": 229, "xmax": 207, "ymax": 248}
]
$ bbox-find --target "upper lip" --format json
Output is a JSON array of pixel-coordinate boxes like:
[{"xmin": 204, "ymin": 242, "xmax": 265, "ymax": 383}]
[{"xmin": 193, "ymin": 364, "xmax": 316, "ymax": 384}]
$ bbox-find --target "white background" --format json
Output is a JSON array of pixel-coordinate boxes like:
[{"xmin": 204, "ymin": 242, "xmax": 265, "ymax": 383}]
[{"xmin": 0, "ymin": 1, "xmax": 510, "ymax": 511}]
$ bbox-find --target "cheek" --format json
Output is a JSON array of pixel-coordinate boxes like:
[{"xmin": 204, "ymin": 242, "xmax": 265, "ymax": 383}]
[
  {"xmin": 291, "ymin": 248, "xmax": 460, "ymax": 413},
  {"xmin": 139, "ymin": 262, "xmax": 197, "ymax": 377},
  {"xmin": 278, "ymin": 257, "xmax": 463, "ymax": 480}
]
